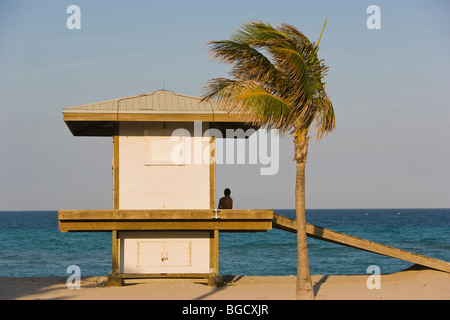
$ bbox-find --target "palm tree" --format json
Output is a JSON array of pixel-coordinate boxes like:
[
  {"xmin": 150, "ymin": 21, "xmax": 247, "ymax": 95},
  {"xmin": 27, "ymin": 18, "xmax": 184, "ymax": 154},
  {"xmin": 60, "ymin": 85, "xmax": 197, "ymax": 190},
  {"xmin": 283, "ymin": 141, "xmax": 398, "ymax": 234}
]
[{"xmin": 201, "ymin": 21, "xmax": 335, "ymax": 299}]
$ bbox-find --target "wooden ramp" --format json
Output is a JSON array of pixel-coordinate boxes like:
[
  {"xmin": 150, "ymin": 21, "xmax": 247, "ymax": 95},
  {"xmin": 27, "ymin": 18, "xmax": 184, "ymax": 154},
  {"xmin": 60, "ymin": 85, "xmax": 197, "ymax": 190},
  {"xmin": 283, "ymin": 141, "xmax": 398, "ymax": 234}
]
[{"xmin": 272, "ymin": 214, "xmax": 450, "ymax": 273}]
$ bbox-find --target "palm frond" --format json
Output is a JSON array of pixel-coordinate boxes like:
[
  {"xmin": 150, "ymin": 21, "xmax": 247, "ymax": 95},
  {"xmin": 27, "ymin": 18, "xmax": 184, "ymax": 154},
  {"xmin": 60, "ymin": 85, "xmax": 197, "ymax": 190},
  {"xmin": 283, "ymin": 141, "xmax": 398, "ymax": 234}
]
[
  {"xmin": 201, "ymin": 78, "xmax": 295, "ymax": 133},
  {"xmin": 231, "ymin": 21, "xmax": 289, "ymax": 46},
  {"xmin": 207, "ymin": 40, "xmax": 280, "ymax": 87},
  {"xmin": 278, "ymin": 23, "xmax": 309, "ymax": 43},
  {"xmin": 312, "ymin": 93, "xmax": 335, "ymax": 141},
  {"xmin": 202, "ymin": 21, "xmax": 335, "ymax": 141}
]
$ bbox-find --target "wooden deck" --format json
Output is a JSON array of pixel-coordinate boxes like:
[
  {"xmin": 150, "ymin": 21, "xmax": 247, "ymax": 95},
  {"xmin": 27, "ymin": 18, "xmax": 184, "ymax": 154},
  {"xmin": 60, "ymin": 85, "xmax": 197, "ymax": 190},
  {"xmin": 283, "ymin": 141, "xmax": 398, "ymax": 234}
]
[{"xmin": 58, "ymin": 209, "xmax": 273, "ymax": 232}]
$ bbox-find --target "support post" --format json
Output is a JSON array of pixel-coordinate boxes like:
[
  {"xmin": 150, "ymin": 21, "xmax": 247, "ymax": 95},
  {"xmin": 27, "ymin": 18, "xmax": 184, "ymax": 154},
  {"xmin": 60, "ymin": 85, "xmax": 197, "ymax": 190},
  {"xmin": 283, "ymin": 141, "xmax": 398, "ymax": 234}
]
[
  {"xmin": 108, "ymin": 125, "xmax": 123, "ymax": 287},
  {"xmin": 209, "ymin": 136, "xmax": 216, "ymax": 210},
  {"xmin": 108, "ymin": 229, "xmax": 122, "ymax": 286},
  {"xmin": 208, "ymin": 229, "xmax": 222, "ymax": 286},
  {"xmin": 208, "ymin": 136, "xmax": 222, "ymax": 286},
  {"xmin": 113, "ymin": 129, "xmax": 119, "ymax": 210}
]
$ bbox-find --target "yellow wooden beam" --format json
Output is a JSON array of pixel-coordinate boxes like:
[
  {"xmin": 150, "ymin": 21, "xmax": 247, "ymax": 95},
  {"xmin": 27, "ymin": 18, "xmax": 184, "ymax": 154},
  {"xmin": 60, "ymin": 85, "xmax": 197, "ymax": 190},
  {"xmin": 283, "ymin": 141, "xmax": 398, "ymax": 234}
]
[
  {"xmin": 272, "ymin": 214, "xmax": 450, "ymax": 273},
  {"xmin": 58, "ymin": 209, "xmax": 273, "ymax": 220},
  {"xmin": 63, "ymin": 112, "xmax": 246, "ymax": 123},
  {"xmin": 59, "ymin": 220, "xmax": 272, "ymax": 232},
  {"xmin": 112, "ymin": 131, "xmax": 119, "ymax": 210}
]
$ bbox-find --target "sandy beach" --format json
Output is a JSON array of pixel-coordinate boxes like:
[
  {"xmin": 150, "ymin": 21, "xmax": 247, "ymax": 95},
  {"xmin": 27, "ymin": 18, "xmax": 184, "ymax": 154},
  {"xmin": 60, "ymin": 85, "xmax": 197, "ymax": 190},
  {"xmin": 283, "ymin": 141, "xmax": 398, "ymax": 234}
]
[{"xmin": 0, "ymin": 267, "xmax": 448, "ymax": 300}]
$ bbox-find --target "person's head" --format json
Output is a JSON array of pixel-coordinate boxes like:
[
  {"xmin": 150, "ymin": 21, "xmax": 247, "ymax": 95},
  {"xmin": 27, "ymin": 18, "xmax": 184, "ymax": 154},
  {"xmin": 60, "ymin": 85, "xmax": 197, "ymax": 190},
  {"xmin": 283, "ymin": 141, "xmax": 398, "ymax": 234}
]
[{"xmin": 224, "ymin": 188, "xmax": 231, "ymax": 196}]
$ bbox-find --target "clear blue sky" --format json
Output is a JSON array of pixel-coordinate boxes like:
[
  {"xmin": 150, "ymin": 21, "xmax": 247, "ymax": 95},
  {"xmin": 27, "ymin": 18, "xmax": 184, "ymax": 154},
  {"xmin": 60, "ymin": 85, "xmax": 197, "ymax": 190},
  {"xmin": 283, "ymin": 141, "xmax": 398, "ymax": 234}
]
[{"xmin": 0, "ymin": 0, "xmax": 449, "ymax": 210}]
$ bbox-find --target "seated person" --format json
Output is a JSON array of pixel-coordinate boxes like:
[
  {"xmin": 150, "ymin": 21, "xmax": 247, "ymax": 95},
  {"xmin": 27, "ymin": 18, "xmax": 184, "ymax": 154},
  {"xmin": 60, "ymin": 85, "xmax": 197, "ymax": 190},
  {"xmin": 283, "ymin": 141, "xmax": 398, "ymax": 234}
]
[{"xmin": 218, "ymin": 188, "xmax": 233, "ymax": 209}]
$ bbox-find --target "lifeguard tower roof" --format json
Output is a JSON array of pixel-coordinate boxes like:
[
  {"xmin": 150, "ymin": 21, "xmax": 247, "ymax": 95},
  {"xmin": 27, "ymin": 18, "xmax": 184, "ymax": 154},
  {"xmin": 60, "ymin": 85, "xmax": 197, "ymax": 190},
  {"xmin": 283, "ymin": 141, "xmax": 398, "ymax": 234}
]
[{"xmin": 63, "ymin": 90, "xmax": 255, "ymax": 136}]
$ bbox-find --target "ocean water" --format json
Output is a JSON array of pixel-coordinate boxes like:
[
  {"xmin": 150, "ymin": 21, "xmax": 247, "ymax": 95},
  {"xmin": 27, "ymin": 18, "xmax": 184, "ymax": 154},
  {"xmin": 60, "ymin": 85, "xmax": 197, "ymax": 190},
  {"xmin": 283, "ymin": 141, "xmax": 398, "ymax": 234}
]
[{"xmin": 0, "ymin": 209, "xmax": 449, "ymax": 277}]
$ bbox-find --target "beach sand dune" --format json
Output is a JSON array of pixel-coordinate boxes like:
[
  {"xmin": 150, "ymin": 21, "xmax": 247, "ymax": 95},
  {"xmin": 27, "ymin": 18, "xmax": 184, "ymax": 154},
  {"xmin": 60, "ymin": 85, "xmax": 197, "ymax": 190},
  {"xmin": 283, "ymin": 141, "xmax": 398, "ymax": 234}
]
[{"xmin": 0, "ymin": 267, "xmax": 448, "ymax": 300}]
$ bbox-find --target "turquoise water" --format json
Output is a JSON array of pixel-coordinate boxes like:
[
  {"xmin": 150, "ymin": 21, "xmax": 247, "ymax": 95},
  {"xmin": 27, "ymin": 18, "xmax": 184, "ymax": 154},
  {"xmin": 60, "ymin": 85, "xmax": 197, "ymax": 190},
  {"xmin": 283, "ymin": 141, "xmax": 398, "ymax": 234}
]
[{"xmin": 0, "ymin": 209, "xmax": 449, "ymax": 277}]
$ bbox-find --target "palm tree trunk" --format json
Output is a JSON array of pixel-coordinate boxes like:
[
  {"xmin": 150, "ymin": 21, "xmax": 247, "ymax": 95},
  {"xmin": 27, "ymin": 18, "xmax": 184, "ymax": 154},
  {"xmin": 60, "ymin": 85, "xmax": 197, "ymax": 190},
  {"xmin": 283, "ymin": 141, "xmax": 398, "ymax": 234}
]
[{"xmin": 293, "ymin": 130, "xmax": 314, "ymax": 300}]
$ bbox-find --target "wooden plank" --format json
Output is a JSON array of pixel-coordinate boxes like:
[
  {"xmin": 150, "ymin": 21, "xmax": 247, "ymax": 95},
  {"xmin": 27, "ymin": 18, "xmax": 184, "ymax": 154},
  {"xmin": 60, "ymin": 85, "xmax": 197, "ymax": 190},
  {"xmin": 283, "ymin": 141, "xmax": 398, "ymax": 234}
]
[
  {"xmin": 59, "ymin": 220, "xmax": 272, "ymax": 232},
  {"xmin": 120, "ymin": 273, "xmax": 210, "ymax": 279},
  {"xmin": 113, "ymin": 129, "xmax": 119, "ymax": 210},
  {"xmin": 272, "ymin": 214, "xmax": 450, "ymax": 273},
  {"xmin": 63, "ymin": 112, "xmax": 246, "ymax": 123},
  {"xmin": 209, "ymin": 136, "xmax": 216, "ymax": 210},
  {"xmin": 58, "ymin": 209, "xmax": 273, "ymax": 220},
  {"xmin": 111, "ymin": 230, "xmax": 119, "ymax": 274},
  {"xmin": 64, "ymin": 113, "xmax": 117, "ymax": 122},
  {"xmin": 210, "ymin": 230, "xmax": 219, "ymax": 276}
]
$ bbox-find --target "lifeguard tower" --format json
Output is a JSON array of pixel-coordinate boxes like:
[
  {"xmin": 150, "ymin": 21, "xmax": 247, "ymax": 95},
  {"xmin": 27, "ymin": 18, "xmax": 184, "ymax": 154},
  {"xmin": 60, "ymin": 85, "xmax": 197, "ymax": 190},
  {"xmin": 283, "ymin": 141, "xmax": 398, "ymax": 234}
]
[{"xmin": 58, "ymin": 90, "xmax": 273, "ymax": 285}]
